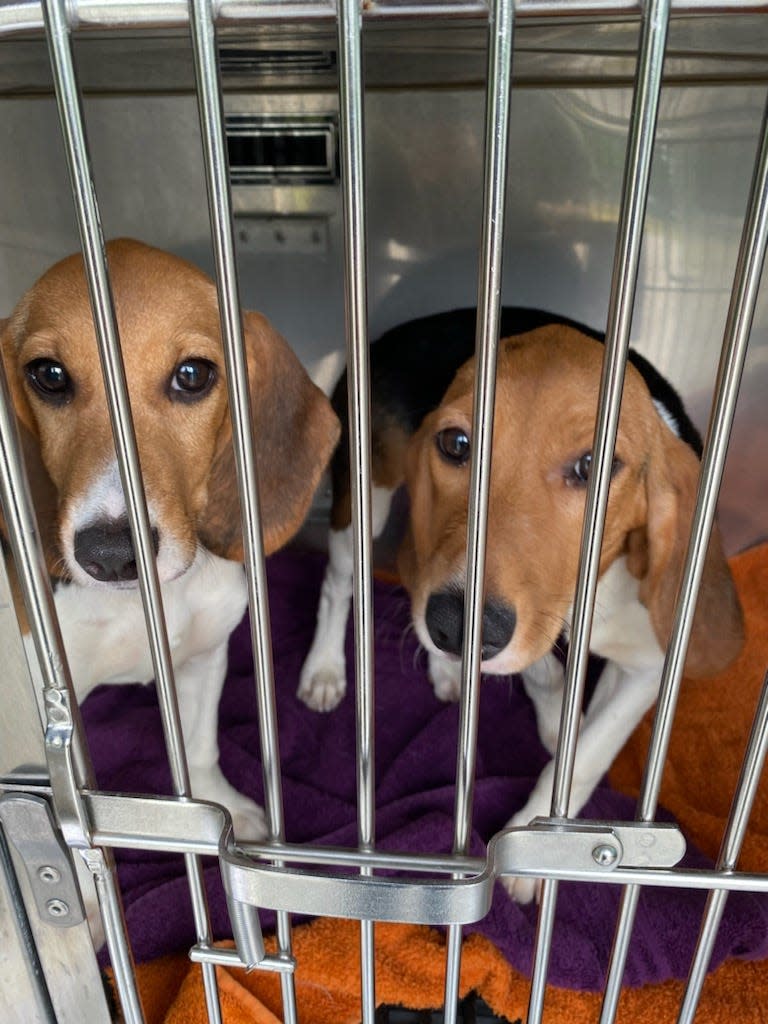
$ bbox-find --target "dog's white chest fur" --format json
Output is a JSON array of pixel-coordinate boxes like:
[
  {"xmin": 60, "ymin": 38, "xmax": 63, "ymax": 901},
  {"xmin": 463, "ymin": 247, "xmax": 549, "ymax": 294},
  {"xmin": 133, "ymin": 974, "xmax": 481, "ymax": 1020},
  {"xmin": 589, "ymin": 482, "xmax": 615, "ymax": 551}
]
[
  {"xmin": 28, "ymin": 550, "xmax": 248, "ymax": 697},
  {"xmin": 22, "ymin": 547, "xmax": 266, "ymax": 842},
  {"xmin": 588, "ymin": 556, "xmax": 664, "ymax": 672}
]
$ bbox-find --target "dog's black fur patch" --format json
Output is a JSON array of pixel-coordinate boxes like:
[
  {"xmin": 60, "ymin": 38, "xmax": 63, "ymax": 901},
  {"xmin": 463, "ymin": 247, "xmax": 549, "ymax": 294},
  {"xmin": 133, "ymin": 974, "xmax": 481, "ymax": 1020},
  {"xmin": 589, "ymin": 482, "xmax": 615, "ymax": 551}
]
[{"xmin": 330, "ymin": 306, "xmax": 702, "ymax": 490}]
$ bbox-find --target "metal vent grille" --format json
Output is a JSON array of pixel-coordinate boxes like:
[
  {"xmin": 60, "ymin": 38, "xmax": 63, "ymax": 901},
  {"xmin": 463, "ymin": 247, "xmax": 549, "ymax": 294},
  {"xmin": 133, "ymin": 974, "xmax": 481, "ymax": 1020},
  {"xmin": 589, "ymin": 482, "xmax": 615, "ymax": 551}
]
[
  {"xmin": 219, "ymin": 47, "xmax": 337, "ymax": 77},
  {"xmin": 226, "ymin": 114, "xmax": 338, "ymax": 185}
]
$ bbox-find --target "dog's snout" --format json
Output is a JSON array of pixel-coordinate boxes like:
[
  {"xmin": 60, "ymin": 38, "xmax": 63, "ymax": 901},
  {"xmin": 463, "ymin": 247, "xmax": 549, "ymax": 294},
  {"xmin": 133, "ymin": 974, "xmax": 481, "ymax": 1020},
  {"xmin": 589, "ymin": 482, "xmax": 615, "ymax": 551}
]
[
  {"xmin": 74, "ymin": 520, "xmax": 159, "ymax": 583},
  {"xmin": 425, "ymin": 590, "xmax": 515, "ymax": 661}
]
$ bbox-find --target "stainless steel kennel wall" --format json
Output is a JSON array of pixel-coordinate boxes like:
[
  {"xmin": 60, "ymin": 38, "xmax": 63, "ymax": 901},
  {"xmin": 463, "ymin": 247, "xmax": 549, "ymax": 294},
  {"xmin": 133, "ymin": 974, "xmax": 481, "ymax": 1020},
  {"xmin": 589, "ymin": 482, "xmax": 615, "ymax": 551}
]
[{"xmin": 0, "ymin": 2, "xmax": 768, "ymax": 1023}]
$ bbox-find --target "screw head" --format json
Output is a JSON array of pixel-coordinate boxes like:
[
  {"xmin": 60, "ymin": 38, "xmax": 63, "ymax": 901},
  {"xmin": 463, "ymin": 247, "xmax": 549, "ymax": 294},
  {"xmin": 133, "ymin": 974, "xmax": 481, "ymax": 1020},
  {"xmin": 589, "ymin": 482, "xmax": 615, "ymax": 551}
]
[
  {"xmin": 592, "ymin": 843, "xmax": 619, "ymax": 867},
  {"xmin": 38, "ymin": 865, "xmax": 61, "ymax": 884},
  {"xmin": 46, "ymin": 898, "xmax": 69, "ymax": 918}
]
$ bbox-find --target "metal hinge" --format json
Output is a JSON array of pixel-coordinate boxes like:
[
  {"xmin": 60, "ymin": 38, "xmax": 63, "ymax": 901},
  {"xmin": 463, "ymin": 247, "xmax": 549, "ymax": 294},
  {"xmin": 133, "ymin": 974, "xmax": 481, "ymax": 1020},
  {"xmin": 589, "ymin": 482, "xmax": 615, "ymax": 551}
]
[{"xmin": 0, "ymin": 792, "xmax": 85, "ymax": 928}]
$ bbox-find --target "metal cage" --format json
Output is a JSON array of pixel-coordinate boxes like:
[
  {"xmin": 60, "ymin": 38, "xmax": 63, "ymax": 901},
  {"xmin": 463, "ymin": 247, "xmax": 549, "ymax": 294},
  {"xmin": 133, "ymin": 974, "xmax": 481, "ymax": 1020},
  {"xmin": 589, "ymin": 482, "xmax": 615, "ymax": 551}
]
[{"xmin": 1, "ymin": 2, "xmax": 767, "ymax": 1023}]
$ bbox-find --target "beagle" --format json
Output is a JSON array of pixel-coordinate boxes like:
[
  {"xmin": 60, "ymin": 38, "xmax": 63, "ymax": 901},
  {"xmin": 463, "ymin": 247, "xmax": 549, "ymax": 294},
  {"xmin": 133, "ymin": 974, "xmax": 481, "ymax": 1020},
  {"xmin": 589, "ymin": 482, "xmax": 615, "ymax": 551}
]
[
  {"xmin": 399, "ymin": 324, "xmax": 743, "ymax": 901},
  {"xmin": 1, "ymin": 239, "xmax": 340, "ymax": 838},
  {"xmin": 299, "ymin": 306, "xmax": 621, "ymax": 710}
]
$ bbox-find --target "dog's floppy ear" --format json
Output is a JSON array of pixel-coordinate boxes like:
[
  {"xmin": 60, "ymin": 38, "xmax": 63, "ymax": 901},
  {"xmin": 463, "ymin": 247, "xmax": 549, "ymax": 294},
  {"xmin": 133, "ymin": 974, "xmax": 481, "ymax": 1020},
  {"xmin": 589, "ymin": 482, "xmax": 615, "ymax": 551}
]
[
  {"xmin": 627, "ymin": 420, "xmax": 743, "ymax": 678},
  {"xmin": 198, "ymin": 311, "xmax": 340, "ymax": 560},
  {"xmin": 0, "ymin": 318, "xmax": 61, "ymax": 569}
]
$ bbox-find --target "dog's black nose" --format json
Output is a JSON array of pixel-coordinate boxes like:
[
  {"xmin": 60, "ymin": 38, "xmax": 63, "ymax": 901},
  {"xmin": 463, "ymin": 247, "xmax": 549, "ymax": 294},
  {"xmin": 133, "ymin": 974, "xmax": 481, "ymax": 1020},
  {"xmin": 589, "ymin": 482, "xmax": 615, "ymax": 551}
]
[
  {"xmin": 480, "ymin": 600, "xmax": 517, "ymax": 659},
  {"xmin": 425, "ymin": 590, "xmax": 465, "ymax": 656},
  {"xmin": 425, "ymin": 590, "xmax": 515, "ymax": 661},
  {"xmin": 74, "ymin": 520, "xmax": 159, "ymax": 583}
]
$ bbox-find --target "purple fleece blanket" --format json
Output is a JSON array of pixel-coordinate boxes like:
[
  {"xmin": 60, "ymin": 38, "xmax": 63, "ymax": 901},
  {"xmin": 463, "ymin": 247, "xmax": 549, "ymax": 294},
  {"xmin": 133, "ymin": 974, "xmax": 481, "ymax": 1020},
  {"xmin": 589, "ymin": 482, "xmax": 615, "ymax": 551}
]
[{"xmin": 82, "ymin": 549, "xmax": 768, "ymax": 990}]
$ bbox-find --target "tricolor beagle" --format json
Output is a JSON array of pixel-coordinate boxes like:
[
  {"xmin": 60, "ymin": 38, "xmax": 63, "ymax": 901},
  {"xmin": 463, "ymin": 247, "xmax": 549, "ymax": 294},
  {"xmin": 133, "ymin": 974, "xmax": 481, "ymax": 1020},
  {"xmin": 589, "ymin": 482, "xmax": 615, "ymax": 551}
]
[
  {"xmin": 299, "ymin": 307, "xmax": 605, "ymax": 709},
  {"xmin": 300, "ymin": 310, "xmax": 742, "ymax": 902},
  {"xmin": 1, "ymin": 238, "xmax": 340, "ymax": 838},
  {"xmin": 400, "ymin": 323, "xmax": 743, "ymax": 900}
]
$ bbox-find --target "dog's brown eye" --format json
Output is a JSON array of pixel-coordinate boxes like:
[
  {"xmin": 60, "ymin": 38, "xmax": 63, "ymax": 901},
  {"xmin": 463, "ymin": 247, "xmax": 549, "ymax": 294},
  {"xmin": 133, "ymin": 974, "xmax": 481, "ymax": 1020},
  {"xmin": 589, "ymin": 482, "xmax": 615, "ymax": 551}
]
[
  {"xmin": 565, "ymin": 452, "xmax": 623, "ymax": 487},
  {"xmin": 169, "ymin": 358, "xmax": 216, "ymax": 402},
  {"xmin": 572, "ymin": 452, "xmax": 592, "ymax": 484},
  {"xmin": 25, "ymin": 358, "xmax": 74, "ymax": 404},
  {"xmin": 436, "ymin": 427, "xmax": 471, "ymax": 466}
]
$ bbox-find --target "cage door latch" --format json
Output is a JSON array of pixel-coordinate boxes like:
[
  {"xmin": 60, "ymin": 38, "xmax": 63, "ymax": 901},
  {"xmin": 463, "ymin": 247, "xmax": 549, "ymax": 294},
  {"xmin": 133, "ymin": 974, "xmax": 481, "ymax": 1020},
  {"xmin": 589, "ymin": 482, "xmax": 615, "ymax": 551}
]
[{"xmin": 490, "ymin": 817, "xmax": 687, "ymax": 881}]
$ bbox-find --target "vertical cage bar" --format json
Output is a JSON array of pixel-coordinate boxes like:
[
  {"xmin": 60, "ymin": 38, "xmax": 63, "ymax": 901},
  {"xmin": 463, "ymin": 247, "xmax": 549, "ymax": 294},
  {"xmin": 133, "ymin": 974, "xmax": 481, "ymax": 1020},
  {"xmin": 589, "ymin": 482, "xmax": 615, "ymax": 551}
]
[
  {"xmin": 82, "ymin": 848, "xmax": 147, "ymax": 1024},
  {"xmin": 442, "ymin": 0, "xmax": 515, "ymax": 1019},
  {"xmin": 186, "ymin": 2, "xmax": 298, "ymax": 1021},
  {"xmin": 41, "ymin": 2, "xmax": 223, "ymax": 1021},
  {"xmin": 0, "ymin": 360, "xmax": 91, "ymax": 844},
  {"xmin": 598, "ymin": 884, "xmax": 641, "ymax": 1024},
  {"xmin": 527, "ymin": 2, "xmax": 670, "ymax": 1020},
  {"xmin": 550, "ymin": 0, "xmax": 670, "ymax": 824},
  {"xmin": 677, "ymin": 670, "xmax": 768, "ymax": 1023},
  {"xmin": 600, "ymin": 93, "xmax": 768, "ymax": 1024},
  {"xmin": 0, "ymin": 333, "xmax": 145, "ymax": 1023},
  {"xmin": 336, "ymin": 0, "xmax": 377, "ymax": 1015},
  {"xmin": 42, "ymin": 0, "xmax": 188, "ymax": 801}
]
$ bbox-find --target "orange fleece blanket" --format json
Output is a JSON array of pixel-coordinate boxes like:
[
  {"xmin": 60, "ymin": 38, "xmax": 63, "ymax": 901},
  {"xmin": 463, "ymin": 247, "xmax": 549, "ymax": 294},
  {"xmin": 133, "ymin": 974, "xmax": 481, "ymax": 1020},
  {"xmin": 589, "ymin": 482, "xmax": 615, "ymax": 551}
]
[{"xmin": 119, "ymin": 543, "xmax": 768, "ymax": 1023}]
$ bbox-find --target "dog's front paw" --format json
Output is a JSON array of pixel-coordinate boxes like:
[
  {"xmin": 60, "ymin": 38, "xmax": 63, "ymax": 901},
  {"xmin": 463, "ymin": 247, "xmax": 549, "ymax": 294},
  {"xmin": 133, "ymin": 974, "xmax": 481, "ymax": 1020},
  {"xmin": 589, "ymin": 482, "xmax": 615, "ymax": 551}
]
[
  {"xmin": 500, "ymin": 873, "xmax": 542, "ymax": 904},
  {"xmin": 428, "ymin": 652, "xmax": 462, "ymax": 702},
  {"xmin": 191, "ymin": 768, "xmax": 268, "ymax": 840},
  {"xmin": 227, "ymin": 792, "xmax": 269, "ymax": 841},
  {"xmin": 297, "ymin": 655, "xmax": 347, "ymax": 712},
  {"xmin": 500, "ymin": 800, "xmax": 549, "ymax": 903}
]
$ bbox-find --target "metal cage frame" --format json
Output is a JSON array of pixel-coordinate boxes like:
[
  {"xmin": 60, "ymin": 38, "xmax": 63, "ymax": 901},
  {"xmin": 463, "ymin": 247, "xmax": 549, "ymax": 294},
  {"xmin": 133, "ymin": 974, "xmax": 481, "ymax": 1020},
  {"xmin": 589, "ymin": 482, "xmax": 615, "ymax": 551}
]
[{"xmin": 1, "ymin": 2, "xmax": 767, "ymax": 1023}]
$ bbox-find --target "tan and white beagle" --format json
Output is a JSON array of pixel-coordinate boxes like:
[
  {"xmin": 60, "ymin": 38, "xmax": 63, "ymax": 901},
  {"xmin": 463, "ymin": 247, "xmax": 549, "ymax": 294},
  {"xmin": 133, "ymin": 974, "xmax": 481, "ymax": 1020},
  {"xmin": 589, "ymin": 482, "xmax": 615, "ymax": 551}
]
[
  {"xmin": 0, "ymin": 238, "xmax": 340, "ymax": 838},
  {"xmin": 399, "ymin": 324, "xmax": 743, "ymax": 900}
]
